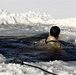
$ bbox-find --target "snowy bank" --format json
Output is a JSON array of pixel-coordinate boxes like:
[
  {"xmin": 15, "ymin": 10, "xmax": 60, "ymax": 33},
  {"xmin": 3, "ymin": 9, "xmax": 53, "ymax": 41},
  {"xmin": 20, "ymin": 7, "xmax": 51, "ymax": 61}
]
[
  {"xmin": 0, "ymin": 9, "xmax": 76, "ymax": 28},
  {"xmin": 0, "ymin": 61, "xmax": 76, "ymax": 75}
]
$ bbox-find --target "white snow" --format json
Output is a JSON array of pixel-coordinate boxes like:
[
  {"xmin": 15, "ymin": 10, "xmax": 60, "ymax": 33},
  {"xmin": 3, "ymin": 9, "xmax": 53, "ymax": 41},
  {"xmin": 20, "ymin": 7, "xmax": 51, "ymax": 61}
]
[
  {"xmin": 0, "ymin": 60, "xmax": 76, "ymax": 75},
  {"xmin": 0, "ymin": 9, "xmax": 76, "ymax": 28},
  {"xmin": 0, "ymin": 9, "xmax": 76, "ymax": 75}
]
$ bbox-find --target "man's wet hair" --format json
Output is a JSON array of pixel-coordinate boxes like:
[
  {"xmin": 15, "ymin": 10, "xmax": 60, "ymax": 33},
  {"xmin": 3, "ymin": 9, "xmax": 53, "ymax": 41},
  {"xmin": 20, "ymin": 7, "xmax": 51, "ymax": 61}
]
[{"xmin": 50, "ymin": 26, "xmax": 60, "ymax": 37}]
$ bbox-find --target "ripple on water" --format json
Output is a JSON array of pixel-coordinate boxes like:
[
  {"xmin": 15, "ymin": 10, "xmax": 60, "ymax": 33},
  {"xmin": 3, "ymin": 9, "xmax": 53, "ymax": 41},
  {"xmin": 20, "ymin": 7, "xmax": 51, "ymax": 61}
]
[{"xmin": 0, "ymin": 33, "xmax": 76, "ymax": 63}]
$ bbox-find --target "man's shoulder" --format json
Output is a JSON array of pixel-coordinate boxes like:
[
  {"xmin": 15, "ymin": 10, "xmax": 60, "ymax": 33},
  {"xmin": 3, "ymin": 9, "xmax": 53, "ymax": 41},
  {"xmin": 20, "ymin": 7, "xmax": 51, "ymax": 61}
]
[
  {"xmin": 38, "ymin": 39, "xmax": 46, "ymax": 44},
  {"xmin": 38, "ymin": 37, "xmax": 61, "ymax": 49},
  {"xmin": 37, "ymin": 39, "xmax": 52, "ymax": 50}
]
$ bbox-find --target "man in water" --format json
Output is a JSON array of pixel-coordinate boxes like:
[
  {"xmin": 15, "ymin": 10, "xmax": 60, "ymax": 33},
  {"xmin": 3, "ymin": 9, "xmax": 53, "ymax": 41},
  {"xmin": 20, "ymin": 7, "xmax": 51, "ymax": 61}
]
[{"xmin": 38, "ymin": 26, "xmax": 63, "ymax": 54}]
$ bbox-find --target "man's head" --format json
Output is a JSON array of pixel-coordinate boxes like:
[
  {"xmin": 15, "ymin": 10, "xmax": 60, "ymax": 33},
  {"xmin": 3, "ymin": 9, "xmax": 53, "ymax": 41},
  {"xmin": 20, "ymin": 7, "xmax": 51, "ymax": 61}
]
[{"xmin": 50, "ymin": 26, "xmax": 60, "ymax": 38}]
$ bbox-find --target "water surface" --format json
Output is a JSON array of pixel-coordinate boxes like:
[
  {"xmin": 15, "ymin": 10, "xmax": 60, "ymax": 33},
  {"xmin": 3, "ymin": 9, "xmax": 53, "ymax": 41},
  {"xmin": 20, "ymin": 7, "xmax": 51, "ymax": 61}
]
[{"xmin": 0, "ymin": 33, "xmax": 76, "ymax": 63}]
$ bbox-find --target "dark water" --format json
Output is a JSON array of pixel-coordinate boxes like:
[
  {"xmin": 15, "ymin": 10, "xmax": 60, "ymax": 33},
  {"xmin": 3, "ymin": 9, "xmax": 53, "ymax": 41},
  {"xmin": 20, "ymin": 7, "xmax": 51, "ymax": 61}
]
[{"xmin": 0, "ymin": 33, "xmax": 76, "ymax": 63}]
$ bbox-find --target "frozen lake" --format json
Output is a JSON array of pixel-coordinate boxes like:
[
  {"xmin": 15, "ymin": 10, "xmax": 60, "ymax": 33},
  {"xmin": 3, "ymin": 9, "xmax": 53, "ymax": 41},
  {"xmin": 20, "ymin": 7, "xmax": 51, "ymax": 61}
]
[
  {"xmin": 0, "ymin": 24, "xmax": 76, "ymax": 75},
  {"xmin": 0, "ymin": 10, "xmax": 76, "ymax": 75}
]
